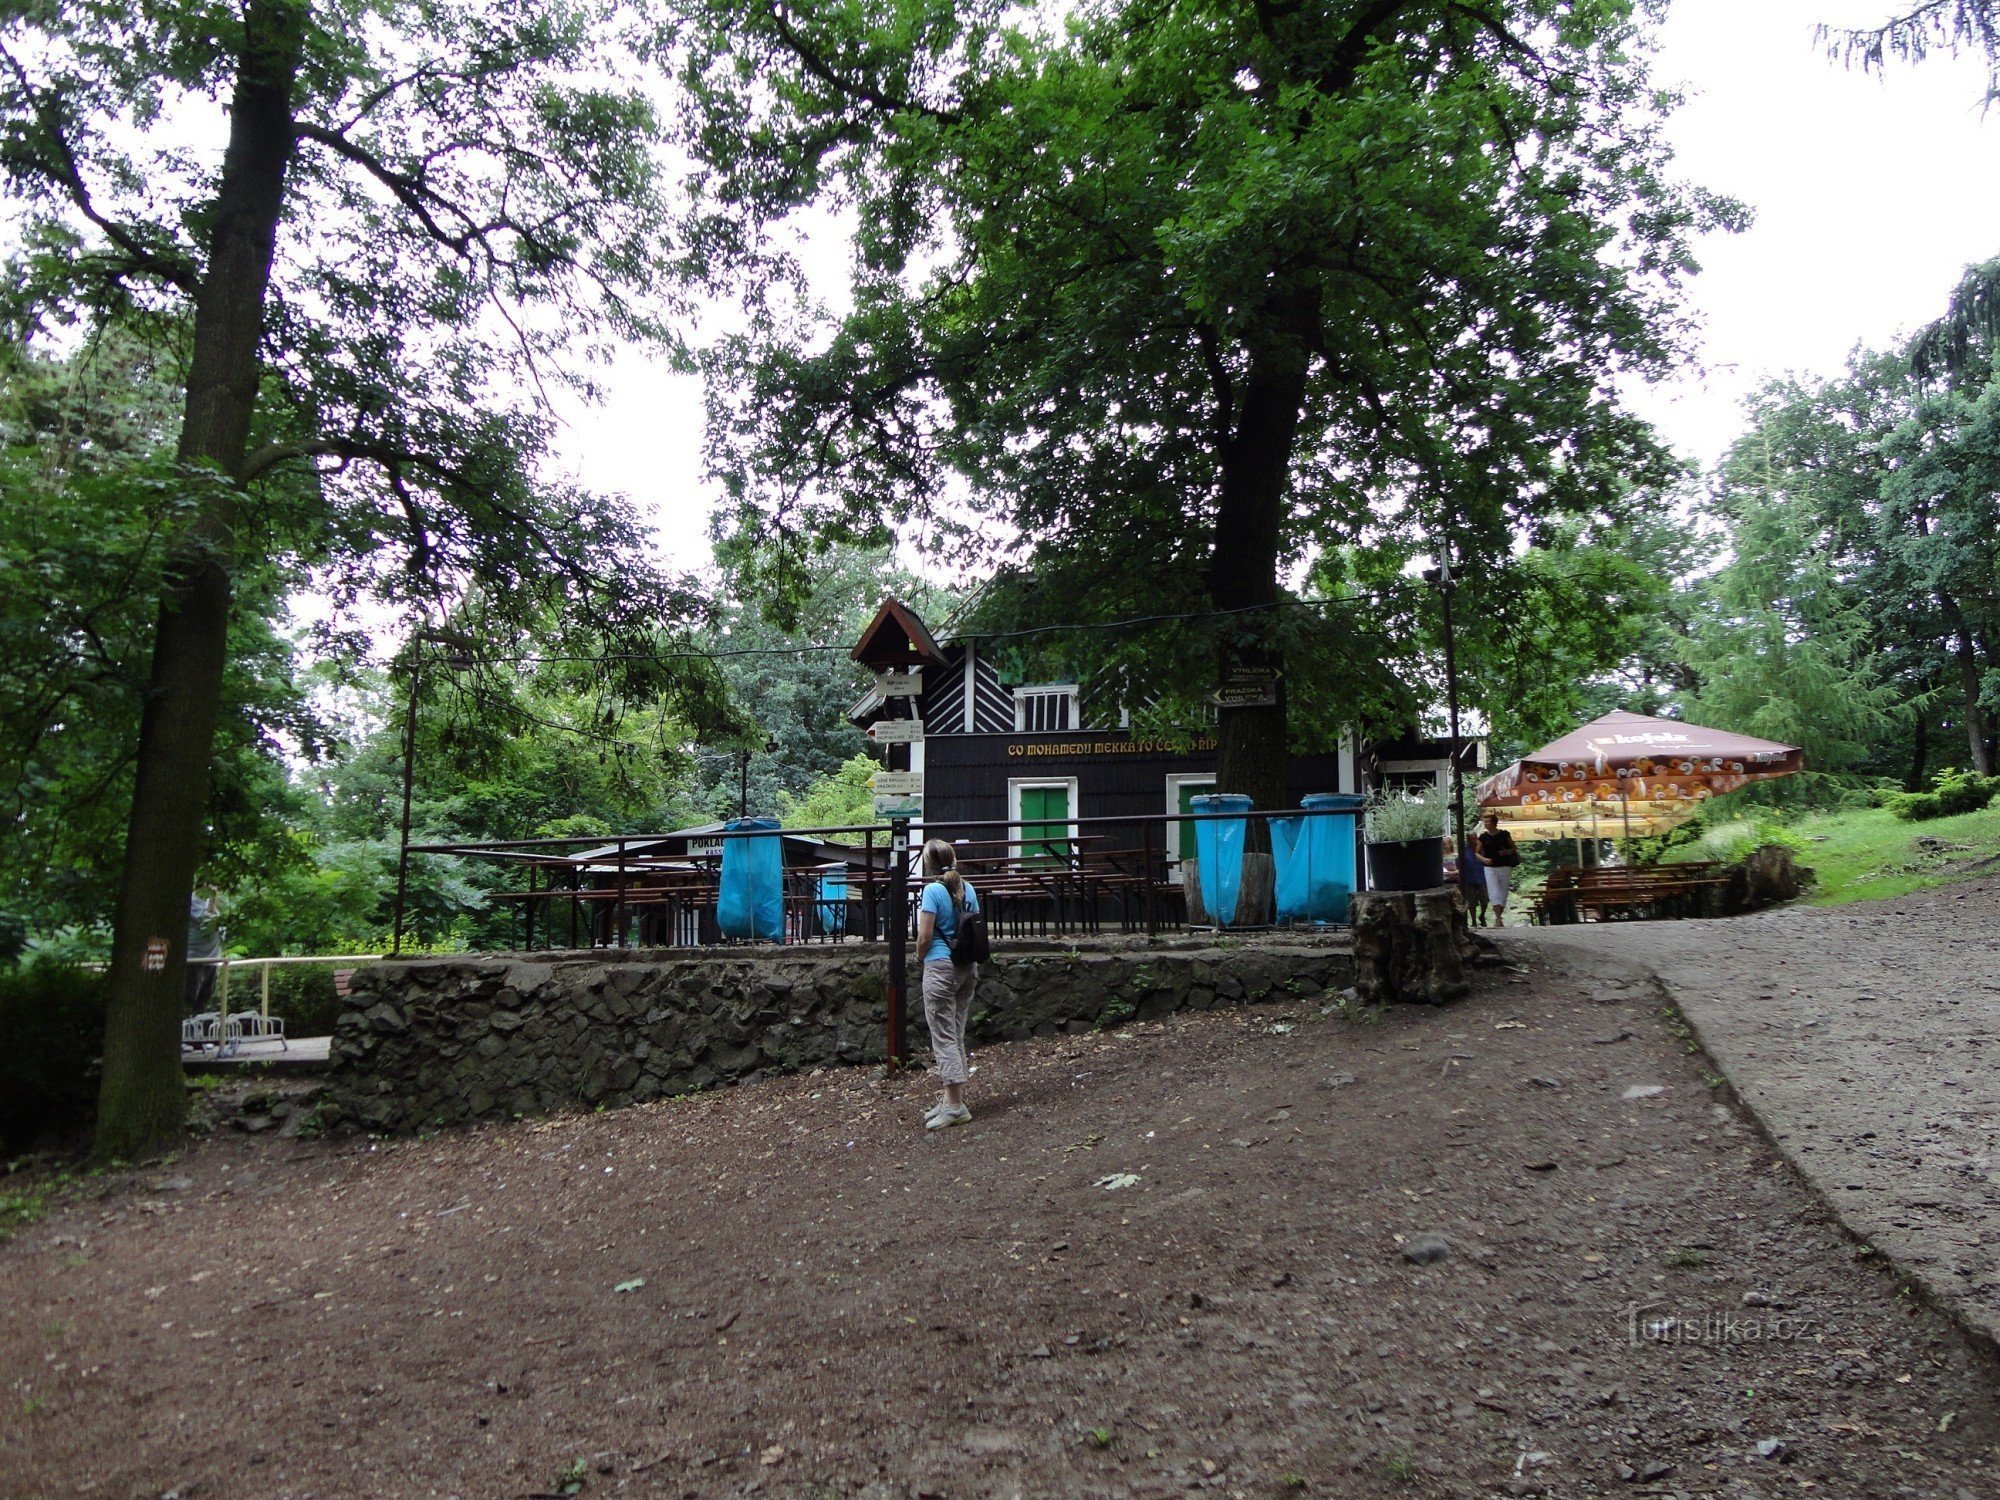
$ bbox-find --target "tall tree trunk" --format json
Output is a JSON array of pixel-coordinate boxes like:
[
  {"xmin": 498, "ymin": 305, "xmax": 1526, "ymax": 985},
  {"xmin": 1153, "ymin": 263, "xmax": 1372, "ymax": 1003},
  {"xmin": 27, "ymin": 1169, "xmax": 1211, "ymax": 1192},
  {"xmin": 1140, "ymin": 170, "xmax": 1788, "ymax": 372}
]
[
  {"xmin": 93, "ymin": 0, "xmax": 306, "ymax": 1162},
  {"xmin": 1209, "ymin": 301, "xmax": 1316, "ymax": 827},
  {"xmin": 1939, "ymin": 592, "xmax": 1994, "ymax": 776},
  {"xmin": 1907, "ymin": 709, "xmax": 1927, "ymax": 792}
]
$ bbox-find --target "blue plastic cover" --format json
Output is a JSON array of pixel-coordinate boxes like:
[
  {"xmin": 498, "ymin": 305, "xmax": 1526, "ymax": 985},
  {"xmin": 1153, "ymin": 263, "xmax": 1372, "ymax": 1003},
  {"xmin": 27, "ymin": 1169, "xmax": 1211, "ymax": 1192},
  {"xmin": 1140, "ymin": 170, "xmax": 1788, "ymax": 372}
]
[
  {"xmin": 1297, "ymin": 792, "xmax": 1364, "ymax": 923},
  {"xmin": 718, "ymin": 818, "xmax": 785, "ymax": 941},
  {"xmin": 816, "ymin": 869, "xmax": 847, "ymax": 937},
  {"xmin": 1191, "ymin": 793, "xmax": 1253, "ymax": 927},
  {"xmin": 1271, "ymin": 816, "xmax": 1310, "ymax": 921}
]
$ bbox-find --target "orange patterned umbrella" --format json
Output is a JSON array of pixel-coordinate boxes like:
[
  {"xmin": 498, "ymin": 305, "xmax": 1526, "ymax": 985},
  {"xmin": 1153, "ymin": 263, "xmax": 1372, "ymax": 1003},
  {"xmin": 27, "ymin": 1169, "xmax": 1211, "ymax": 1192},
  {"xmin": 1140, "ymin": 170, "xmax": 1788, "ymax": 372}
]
[{"xmin": 1474, "ymin": 711, "xmax": 1805, "ymax": 841}]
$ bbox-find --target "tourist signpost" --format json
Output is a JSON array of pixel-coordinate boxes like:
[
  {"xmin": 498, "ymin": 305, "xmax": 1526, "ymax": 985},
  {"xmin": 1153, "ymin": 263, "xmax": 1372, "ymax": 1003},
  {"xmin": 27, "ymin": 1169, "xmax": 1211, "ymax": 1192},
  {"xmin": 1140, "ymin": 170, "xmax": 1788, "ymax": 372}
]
[
  {"xmin": 865, "ymin": 718, "xmax": 923, "ymax": 744},
  {"xmin": 870, "ymin": 769, "xmax": 924, "ymax": 819},
  {"xmin": 1208, "ymin": 668, "xmax": 1279, "ymax": 708}
]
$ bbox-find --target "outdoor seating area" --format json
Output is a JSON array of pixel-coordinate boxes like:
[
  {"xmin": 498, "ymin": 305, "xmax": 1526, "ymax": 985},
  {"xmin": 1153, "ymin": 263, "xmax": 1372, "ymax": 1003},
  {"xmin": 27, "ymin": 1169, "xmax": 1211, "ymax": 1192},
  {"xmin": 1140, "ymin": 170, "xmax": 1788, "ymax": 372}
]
[
  {"xmin": 470, "ymin": 837, "xmax": 1191, "ymax": 948},
  {"xmin": 419, "ymin": 801, "xmax": 1361, "ymax": 952},
  {"xmin": 1529, "ymin": 861, "xmax": 1732, "ymax": 925},
  {"xmin": 922, "ymin": 839, "xmax": 1187, "ymax": 938}
]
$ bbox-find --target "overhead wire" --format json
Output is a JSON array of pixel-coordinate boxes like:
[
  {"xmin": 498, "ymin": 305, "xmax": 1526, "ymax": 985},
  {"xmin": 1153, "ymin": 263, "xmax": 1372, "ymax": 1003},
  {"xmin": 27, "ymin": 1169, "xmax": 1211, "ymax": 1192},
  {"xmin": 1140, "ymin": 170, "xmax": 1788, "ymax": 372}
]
[{"xmin": 447, "ymin": 593, "xmax": 1390, "ymax": 669}]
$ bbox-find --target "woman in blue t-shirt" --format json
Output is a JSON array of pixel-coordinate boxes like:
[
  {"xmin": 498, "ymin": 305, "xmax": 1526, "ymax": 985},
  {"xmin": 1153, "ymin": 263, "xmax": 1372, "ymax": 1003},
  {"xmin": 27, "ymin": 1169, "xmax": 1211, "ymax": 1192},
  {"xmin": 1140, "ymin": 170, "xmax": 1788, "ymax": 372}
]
[{"xmin": 915, "ymin": 838, "xmax": 980, "ymax": 1130}]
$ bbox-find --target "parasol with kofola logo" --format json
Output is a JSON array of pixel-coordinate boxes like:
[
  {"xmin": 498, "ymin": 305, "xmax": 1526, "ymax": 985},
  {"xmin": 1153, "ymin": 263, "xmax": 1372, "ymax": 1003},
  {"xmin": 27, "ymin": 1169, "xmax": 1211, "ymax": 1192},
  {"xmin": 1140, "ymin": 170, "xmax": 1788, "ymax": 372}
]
[{"xmin": 1474, "ymin": 710, "xmax": 1805, "ymax": 842}]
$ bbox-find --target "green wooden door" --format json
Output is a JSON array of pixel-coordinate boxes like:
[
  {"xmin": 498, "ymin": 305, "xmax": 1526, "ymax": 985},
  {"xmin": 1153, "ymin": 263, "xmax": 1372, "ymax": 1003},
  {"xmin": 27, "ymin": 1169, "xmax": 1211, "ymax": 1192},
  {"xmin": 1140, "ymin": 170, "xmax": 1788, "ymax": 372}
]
[
  {"xmin": 1020, "ymin": 784, "xmax": 1071, "ymax": 864},
  {"xmin": 1177, "ymin": 780, "xmax": 1214, "ymax": 861}
]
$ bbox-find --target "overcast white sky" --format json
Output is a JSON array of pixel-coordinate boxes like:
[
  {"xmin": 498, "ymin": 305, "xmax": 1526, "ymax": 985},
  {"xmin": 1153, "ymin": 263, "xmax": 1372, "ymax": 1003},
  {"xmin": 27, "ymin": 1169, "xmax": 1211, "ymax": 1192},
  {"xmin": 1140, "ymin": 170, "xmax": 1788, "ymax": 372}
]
[{"xmin": 548, "ymin": 0, "xmax": 2000, "ymax": 571}]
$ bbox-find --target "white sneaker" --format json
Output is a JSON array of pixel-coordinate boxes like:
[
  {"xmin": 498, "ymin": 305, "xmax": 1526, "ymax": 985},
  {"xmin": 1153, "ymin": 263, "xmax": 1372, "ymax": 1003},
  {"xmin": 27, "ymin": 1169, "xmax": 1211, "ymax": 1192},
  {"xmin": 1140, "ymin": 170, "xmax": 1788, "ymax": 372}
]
[{"xmin": 926, "ymin": 1103, "xmax": 972, "ymax": 1131}]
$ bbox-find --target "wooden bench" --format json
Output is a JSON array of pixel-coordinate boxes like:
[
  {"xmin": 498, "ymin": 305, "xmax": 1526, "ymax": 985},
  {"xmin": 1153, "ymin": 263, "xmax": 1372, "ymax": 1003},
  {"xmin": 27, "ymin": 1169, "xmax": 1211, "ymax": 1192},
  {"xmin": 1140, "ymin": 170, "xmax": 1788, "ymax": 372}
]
[{"xmin": 1531, "ymin": 863, "xmax": 1728, "ymax": 925}]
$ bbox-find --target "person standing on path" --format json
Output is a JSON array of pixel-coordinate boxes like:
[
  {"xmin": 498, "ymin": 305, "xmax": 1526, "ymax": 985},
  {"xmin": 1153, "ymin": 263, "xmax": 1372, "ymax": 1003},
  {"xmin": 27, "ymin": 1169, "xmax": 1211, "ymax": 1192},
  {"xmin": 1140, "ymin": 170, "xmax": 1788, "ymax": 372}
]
[
  {"xmin": 1454, "ymin": 841, "xmax": 1490, "ymax": 926},
  {"xmin": 915, "ymin": 838, "xmax": 979, "ymax": 1131},
  {"xmin": 1473, "ymin": 813, "xmax": 1520, "ymax": 926},
  {"xmin": 185, "ymin": 886, "xmax": 224, "ymax": 1014}
]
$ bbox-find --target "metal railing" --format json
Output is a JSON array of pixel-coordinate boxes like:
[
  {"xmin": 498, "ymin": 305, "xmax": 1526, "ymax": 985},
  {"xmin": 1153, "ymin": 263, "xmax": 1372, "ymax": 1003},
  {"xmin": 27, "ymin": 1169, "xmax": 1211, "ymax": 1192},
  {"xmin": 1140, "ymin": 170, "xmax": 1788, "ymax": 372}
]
[
  {"xmin": 179, "ymin": 953, "xmax": 383, "ymax": 1054},
  {"xmin": 410, "ymin": 803, "xmax": 1363, "ymax": 951}
]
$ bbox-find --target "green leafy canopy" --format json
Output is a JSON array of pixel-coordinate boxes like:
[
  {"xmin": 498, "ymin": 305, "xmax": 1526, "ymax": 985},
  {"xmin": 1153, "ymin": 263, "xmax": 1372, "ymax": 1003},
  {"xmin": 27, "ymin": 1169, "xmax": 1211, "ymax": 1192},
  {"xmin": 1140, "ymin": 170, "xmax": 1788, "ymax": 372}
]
[{"xmin": 675, "ymin": 0, "xmax": 1741, "ymax": 758}]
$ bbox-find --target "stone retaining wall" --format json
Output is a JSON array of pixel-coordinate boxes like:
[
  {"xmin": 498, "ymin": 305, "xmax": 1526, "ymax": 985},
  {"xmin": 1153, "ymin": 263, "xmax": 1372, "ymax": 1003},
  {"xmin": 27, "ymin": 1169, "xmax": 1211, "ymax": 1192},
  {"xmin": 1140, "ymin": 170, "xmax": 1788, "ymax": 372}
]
[{"xmin": 322, "ymin": 939, "xmax": 1353, "ymax": 1133}]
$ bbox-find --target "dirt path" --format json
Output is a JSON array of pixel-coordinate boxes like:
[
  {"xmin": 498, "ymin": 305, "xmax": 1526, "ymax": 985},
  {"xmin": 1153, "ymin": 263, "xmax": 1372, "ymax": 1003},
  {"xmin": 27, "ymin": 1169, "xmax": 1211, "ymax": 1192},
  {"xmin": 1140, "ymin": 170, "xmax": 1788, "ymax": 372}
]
[
  {"xmin": 1513, "ymin": 873, "xmax": 2000, "ymax": 1363},
  {"xmin": 5, "ymin": 947, "xmax": 2000, "ymax": 1499}
]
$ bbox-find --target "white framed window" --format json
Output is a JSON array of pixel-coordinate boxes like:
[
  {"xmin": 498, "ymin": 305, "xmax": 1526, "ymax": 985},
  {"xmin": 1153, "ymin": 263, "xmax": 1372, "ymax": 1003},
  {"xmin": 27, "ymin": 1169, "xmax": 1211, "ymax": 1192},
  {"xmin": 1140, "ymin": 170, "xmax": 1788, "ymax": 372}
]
[
  {"xmin": 1013, "ymin": 684, "xmax": 1078, "ymax": 733},
  {"xmin": 1165, "ymin": 773, "xmax": 1216, "ymax": 884},
  {"xmin": 1008, "ymin": 776, "xmax": 1079, "ymax": 866}
]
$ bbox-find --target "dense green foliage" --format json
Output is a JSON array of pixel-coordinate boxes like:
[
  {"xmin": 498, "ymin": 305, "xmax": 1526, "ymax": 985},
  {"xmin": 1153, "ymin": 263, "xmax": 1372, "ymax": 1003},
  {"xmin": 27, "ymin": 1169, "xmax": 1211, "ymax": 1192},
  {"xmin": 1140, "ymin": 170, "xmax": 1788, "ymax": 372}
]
[
  {"xmin": 679, "ymin": 0, "xmax": 1735, "ymax": 801},
  {"xmin": 1886, "ymin": 771, "xmax": 2000, "ymax": 822},
  {"xmin": 0, "ymin": 963, "xmax": 105, "ymax": 1152},
  {"xmin": 0, "ymin": 340, "xmax": 325, "ymax": 930},
  {"xmin": 1679, "ymin": 349, "xmax": 1998, "ymax": 786}
]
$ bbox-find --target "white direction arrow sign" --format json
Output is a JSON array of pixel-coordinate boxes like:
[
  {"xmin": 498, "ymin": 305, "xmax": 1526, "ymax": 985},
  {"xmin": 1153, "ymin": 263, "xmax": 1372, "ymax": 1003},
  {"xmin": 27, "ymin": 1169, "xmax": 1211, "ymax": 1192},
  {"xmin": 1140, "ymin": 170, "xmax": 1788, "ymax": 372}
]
[
  {"xmin": 866, "ymin": 718, "xmax": 923, "ymax": 744},
  {"xmin": 871, "ymin": 771, "xmax": 924, "ymax": 795}
]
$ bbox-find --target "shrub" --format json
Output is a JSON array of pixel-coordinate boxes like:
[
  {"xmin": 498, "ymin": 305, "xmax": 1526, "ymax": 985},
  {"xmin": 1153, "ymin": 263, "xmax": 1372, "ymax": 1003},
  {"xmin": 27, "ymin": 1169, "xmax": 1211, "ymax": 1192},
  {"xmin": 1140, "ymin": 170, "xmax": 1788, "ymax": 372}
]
[
  {"xmin": 1886, "ymin": 771, "xmax": 2000, "ymax": 823},
  {"xmin": 1365, "ymin": 781, "xmax": 1451, "ymax": 844},
  {"xmin": 242, "ymin": 963, "xmax": 350, "ymax": 1039},
  {"xmin": 0, "ymin": 963, "xmax": 106, "ymax": 1153},
  {"xmin": 1695, "ymin": 817, "xmax": 1805, "ymax": 865}
]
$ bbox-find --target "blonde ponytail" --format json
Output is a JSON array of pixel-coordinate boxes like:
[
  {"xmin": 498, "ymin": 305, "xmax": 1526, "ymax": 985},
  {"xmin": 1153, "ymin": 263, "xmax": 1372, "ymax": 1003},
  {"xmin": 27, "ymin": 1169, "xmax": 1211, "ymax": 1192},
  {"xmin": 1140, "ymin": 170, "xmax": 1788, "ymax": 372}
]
[{"xmin": 921, "ymin": 838, "xmax": 963, "ymax": 896}]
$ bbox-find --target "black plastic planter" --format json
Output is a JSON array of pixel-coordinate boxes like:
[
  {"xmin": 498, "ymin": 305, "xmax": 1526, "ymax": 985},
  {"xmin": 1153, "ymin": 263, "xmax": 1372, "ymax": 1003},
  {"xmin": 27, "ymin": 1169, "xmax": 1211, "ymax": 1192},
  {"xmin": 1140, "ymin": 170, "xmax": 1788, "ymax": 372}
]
[{"xmin": 1366, "ymin": 835, "xmax": 1446, "ymax": 892}]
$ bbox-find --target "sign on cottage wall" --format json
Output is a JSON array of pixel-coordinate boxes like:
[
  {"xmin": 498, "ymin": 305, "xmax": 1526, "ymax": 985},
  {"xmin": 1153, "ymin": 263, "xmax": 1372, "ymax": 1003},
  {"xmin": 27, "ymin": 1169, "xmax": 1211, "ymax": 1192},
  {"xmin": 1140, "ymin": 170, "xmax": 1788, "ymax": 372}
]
[{"xmin": 1006, "ymin": 737, "xmax": 1218, "ymax": 758}]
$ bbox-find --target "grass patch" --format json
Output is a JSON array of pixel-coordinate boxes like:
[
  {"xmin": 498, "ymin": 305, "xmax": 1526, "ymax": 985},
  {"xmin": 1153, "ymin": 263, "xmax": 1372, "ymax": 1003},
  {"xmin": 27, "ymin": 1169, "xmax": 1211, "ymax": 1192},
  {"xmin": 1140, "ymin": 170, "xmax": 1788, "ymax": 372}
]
[
  {"xmin": 1787, "ymin": 803, "xmax": 2000, "ymax": 905},
  {"xmin": 0, "ymin": 1189, "xmax": 46, "ymax": 1242}
]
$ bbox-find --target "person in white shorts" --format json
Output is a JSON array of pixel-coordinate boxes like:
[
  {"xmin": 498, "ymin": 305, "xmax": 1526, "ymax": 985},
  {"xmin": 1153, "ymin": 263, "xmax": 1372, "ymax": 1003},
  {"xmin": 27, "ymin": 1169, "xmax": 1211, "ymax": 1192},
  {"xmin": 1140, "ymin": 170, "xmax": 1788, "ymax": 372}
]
[
  {"xmin": 1473, "ymin": 812, "xmax": 1520, "ymax": 925},
  {"xmin": 916, "ymin": 839, "xmax": 980, "ymax": 1130}
]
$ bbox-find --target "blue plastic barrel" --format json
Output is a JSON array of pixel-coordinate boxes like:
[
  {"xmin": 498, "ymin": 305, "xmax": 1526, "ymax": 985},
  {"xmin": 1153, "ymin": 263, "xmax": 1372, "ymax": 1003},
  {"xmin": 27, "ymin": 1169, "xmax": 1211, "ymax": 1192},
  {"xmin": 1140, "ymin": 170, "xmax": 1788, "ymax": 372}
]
[
  {"xmin": 1299, "ymin": 792, "xmax": 1364, "ymax": 923},
  {"xmin": 816, "ymin": 868, "xmax": 847, "ymax": 937},
  {"xmin": 718, "ymin": 818, "xmax": 785, "ymax": 941},
  {"xmin": 1191, "ymin": 793, "xmax": 1254, "ymax": 927}
]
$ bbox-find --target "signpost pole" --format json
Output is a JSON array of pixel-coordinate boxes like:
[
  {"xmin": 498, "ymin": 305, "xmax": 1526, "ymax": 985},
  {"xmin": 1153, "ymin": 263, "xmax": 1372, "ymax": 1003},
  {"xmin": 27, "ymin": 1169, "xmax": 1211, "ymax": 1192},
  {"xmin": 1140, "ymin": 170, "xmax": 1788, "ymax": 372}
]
[{"xmin": 886, "ymin": 817, "xmax": 910, "ymax": 1066}]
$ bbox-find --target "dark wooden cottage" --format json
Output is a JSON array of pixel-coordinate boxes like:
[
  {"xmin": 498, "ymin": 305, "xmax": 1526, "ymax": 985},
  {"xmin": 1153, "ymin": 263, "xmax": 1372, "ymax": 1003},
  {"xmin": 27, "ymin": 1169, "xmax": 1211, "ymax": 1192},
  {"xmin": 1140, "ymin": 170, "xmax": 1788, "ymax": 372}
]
[{"xmin": 849, "ymin": 596, "xmax": 1473, "ymax": 887}]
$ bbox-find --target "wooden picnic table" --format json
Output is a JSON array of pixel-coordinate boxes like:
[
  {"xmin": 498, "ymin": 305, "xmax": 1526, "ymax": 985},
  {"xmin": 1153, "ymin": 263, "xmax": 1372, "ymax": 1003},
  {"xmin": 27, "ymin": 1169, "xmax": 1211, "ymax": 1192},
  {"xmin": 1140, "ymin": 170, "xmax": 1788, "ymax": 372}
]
[{"xmin": 1531, "ymin": 862, "xmax": 1730, "ymax": 925}]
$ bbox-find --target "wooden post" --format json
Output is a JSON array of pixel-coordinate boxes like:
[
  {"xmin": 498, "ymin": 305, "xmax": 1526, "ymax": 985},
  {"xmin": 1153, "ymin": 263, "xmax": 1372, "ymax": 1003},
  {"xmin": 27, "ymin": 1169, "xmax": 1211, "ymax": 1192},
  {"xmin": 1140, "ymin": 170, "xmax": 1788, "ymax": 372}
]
[
  {"xmin": 613, "ymin": 839, "xmax": 626, "ymax": 950},
  {"xmin": 863, "ymin": 827, "xmax": 876, "ymax": 941},
  {"xmin": 1143, "ymin": 817, "xmax": 1158, "ymax": 936},
  {"xmin": 390, "ymin": 653, "xmax": 421, "ymax": 957}
]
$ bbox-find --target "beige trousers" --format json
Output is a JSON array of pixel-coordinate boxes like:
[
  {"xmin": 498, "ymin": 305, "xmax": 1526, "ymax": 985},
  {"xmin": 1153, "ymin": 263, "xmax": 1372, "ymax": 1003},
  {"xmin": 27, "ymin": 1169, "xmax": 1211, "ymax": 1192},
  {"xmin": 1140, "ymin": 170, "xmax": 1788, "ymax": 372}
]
[{"xmin": 922, "ymin": 960, "xmax": 979, "ymax": 1085}]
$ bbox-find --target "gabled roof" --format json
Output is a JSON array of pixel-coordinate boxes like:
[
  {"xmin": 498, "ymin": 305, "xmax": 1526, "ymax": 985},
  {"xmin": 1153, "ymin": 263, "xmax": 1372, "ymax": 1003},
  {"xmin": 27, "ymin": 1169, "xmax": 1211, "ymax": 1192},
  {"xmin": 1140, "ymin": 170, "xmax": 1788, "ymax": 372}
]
[{"xmin": 851, "ymin": 596, "xmax": 948, "ymax": 670}]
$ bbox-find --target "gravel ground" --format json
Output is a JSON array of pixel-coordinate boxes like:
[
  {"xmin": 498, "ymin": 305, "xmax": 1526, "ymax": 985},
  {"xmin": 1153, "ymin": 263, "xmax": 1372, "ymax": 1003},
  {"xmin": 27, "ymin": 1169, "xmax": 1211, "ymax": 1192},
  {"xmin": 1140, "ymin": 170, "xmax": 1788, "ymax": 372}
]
[
  {"xmin": 1513, "ymin": 873, "xmax": 2000, "ymax": 1358},
  {"xmin": 4, "ymin": 940, "xmax": 2000, "ymax": 1499}
]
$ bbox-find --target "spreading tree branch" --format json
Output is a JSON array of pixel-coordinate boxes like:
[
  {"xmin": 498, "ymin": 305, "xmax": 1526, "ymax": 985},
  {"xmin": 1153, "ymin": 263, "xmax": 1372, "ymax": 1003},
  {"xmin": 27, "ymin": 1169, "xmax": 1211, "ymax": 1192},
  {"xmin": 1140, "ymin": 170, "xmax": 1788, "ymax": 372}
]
[
  {"xmin": 0, "ymin": 44, "xmax": 201, "ymax": 294},
  {"xmin": 760, "ymin": 1, "xmax": 962, "ymax": 124}
]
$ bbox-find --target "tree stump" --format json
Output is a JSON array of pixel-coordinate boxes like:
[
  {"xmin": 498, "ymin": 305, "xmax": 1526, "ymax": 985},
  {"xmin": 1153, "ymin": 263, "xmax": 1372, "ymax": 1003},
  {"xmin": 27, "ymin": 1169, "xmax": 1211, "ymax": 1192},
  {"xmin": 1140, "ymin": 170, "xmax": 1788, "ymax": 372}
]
[
  {"xmin": 1182, "ymin": 853, "xmax": 1274, "ymax": 927},
  {"xmin": 1351, "ymin": 887, "xmax": 1473, "ymax": 1006},
  {"xmin": 1720, "ymin": 844, "xmax": 1812, "ymax": 914}
]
